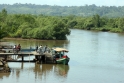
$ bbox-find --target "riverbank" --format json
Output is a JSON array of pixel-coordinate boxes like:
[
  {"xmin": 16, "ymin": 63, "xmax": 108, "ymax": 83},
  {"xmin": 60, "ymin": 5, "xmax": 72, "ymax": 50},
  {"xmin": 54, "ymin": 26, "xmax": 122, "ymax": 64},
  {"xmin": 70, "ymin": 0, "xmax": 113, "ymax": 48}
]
[
  {"xmin": 92, "ymin": 27, "xmax": 123, "ymax": 33},
  {"xmin": 3, "ymin": 38, "xmax": 47, "ymax": 41},
  {"xmin": 79, "ymin": 27, "xmax": 123, "ymax": 33},
  {"xmin": 2, "ymin": 37, "xmax": 67, "ymax": 41}
]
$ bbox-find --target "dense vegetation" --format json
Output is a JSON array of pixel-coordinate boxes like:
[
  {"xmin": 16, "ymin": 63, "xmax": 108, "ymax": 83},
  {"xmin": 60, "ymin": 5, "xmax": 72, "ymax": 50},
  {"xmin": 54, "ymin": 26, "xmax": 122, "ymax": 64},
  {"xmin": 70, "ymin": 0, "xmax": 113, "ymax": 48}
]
[
  {"xmin": 0, "ymin": 3, "xmax": 124, "ymax": 17},
  {"xmin": 1, "ymin": 7, "xmax": 124, "ymax": 40},
  {"xmin": 0, "ymin": 9, "xmax": 70, "ymax": 40}
]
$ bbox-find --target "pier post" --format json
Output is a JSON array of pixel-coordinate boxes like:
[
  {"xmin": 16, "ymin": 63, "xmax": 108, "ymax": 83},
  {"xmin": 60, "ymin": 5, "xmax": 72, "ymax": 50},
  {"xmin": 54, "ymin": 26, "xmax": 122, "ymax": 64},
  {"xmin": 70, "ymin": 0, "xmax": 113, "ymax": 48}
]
[
  {"xmin": 4, "ymin": 55, "xmax": 7, "ymax": 61},
  {"xmin": 21, "ymin": 62, "xmax": 24, "ymax": 69},
  {"xmin": 35, "ymin": 56, "xmax": 38, "ymax": 61},
  {"xmin": 22, "ymin": 55, "xmax": 24, "ymax": 62},
  {"xmin": 45, "ymin": 55, "xmax": 46, "ymax": 63}
]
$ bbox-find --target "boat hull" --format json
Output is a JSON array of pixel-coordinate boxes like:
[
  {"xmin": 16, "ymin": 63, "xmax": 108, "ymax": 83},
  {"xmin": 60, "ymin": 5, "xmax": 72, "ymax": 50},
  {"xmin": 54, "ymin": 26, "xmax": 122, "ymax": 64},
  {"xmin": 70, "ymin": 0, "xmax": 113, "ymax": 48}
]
[{"xmin": 56, "ymin": 58, "xmax": 70, "ymax": 65}]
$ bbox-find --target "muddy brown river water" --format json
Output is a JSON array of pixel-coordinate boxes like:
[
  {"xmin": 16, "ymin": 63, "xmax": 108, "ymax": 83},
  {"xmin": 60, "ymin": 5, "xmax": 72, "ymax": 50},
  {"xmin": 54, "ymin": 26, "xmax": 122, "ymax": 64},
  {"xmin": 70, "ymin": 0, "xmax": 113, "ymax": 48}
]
[{"xmin": 0, "ymin": 29, "xmax": 124, "ymax": 83}]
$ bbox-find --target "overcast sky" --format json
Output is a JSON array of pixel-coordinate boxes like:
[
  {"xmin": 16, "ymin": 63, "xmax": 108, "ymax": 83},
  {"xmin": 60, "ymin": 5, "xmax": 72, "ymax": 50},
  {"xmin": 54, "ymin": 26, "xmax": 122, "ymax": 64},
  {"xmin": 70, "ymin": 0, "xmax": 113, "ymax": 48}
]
[{"xmin": 1, "ymin": 0, "xmax": 124, "ymax": 6}]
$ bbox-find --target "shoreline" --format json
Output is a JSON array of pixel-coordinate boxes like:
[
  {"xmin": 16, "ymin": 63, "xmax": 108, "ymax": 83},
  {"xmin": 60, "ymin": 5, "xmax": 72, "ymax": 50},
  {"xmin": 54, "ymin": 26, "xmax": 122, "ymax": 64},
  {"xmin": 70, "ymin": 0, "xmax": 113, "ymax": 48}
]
[
  {"xmin": 2, "ymin": 38, "xmax": 66, "ymax": 41},
  {"xmin": 3, "ymin": 38, "xmax": 48, "ymax": 41},
  {"xmin": 2, "ymin": 38, "xmax": 57, "ymax": 41}
]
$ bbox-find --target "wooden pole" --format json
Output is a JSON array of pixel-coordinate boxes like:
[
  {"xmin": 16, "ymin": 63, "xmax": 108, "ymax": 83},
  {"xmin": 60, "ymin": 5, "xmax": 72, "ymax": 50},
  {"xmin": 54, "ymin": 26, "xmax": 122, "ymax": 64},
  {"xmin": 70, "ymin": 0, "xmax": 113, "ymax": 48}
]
[
  {"xmin": 22, "ymin": 55, "xmax": 24, "ymax": 62},
  {"xmin": 4, "ymin": 55, "xmax": 7, "ymax": 61}
]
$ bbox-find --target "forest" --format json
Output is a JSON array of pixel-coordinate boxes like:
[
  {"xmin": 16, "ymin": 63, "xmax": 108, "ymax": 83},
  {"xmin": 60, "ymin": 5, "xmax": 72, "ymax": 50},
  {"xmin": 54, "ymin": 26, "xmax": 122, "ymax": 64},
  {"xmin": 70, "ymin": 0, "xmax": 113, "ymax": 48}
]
[
  {"xmin": 0, "ymin": 8, "xmax": 124, "ymax": 40},
  {"xmin": 0, "ymin": 3, "xmax": 124, "ymax": 17},
  {"xmin": 0, "ymin": 9, "xmax": 70, "ymax": 40}
]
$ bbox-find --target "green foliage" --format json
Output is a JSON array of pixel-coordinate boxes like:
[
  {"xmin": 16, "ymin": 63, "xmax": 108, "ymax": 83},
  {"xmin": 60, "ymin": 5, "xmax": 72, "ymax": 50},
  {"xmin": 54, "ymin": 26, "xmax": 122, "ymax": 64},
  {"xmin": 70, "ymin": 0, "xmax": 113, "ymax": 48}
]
[
  {"xmin": 67, "ymin": 20, "xmax": 77, "ymax": 28},
  {"xmin": 1, "ymin": 8, "xmax": 124, "ymax": 40},
  {"xmin": 1, "ymin": 4, "xmax": 124, "ymax": 17},
  {"xmin": 52, "ymin": 20, "xmax": 70, "ymax": 40},
  {"xmin": 0, "ymin": 27, "xmax": 8, "ymax": 39},
  {"xmin": 92, "ymin": 14, "xmax": 100, "ymax": 27},
  {"xmin": 2, "ymin": 13, "xmax": 70, "ymax": 40},
  {"xmin": 118, "ymin": 18, "xmax": 124, "ymax": 30},
  {"xmin": 83, "ymin": 17, "xmax": 94, "ymax": 29},
  {"xmin": 110, "ymin": 28, "xmax": 122, "ymax": 33}
]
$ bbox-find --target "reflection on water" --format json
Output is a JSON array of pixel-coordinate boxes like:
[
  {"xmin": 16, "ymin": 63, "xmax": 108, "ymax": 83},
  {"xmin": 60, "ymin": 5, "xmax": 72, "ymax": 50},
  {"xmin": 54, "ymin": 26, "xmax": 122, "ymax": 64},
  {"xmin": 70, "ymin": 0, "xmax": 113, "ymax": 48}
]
[
  {"xmin": 0, "ymin": 73, "xmax": 10, "ymax": 79},
  {"xmin": 3, "ymin": 39, "xmax": 70, "ymax": 49},
  {"xmin": 54, "ymin": 64, "xmax": 69, "ymax": 77},
  {"xmin": 0, "ymin": 62, "xmax": 69, "ymax": 83},
  {"xmin": 34, "ymin": 64, "xmax": 69, "ymax": 78}
]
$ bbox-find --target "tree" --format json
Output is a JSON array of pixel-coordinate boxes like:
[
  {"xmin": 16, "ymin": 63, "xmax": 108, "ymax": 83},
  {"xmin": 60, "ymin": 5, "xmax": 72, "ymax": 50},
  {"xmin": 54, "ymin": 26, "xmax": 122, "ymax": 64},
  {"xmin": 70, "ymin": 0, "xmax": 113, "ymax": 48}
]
[
  {"xmin": 92, "ymin": 14, "xmax": 100, "ymax": 27},
  {"xmin": 0, "ymin": 27, "xmax": 8, "ymax": 40},
  {"xmin": 52, "ymin": 20, "xmax": 70, "ymax": 40},
  {"xmin": 84, "ymin": 17, "xmax": 94, "ymax": 29},
  {"xmin": 0, "ymin": 8, "xmax": 7, "ymax": 23},
  {"xmin": 118, "ymin": 18, "xmax": 124, "ymax": 30},
  {"xmin": 67, "ymin": 20, "xmax": 77, "ymax": 28}
]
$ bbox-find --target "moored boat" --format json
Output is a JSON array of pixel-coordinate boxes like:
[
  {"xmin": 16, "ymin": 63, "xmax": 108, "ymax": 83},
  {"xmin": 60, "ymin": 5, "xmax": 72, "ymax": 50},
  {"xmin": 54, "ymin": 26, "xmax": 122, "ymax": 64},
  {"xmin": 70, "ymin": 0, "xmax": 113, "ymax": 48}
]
[{"xmin": 52, "ymin": 48, "xmax": 70, "ymax": 65}]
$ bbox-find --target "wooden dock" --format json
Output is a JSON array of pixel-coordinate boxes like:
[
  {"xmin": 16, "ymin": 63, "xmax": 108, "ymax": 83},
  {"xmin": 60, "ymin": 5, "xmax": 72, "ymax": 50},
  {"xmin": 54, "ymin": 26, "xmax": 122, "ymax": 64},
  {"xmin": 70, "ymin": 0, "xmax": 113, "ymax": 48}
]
[
  {"xmin": 0, "ymin": 47, "xmax": 54, "ymax": 73},
  {"xmin": 0, "ymin": 51, "xmax": 44, "ymax": 62},
  {"xmin": 0, "ymin": 51, "xmax": 40, "ymax": 55},
  {"xmin": 0, "ymin": 51, "xmax": 54, "ymax": 64}
]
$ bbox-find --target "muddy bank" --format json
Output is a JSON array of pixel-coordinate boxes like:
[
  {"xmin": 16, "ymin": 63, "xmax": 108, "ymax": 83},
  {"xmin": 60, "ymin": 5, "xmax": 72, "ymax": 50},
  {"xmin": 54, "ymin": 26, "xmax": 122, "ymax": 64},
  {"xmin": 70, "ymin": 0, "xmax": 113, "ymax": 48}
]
[{"xmin": 3, "ymin": 37, "xmax": 56, "ymax": 41}]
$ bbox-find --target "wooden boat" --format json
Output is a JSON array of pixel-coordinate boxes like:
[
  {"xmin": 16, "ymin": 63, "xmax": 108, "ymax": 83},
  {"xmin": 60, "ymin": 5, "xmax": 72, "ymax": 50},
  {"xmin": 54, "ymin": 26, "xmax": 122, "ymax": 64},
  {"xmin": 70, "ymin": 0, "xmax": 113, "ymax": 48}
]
[{"xmin": 52, "ymin": 48, "xmax": 70, "ymax": 65}]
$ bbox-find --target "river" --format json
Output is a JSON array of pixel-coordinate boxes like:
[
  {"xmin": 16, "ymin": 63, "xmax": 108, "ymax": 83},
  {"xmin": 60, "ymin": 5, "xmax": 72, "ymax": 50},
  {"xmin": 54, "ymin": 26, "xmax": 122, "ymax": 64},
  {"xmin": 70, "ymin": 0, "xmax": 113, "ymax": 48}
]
[{"xmin": 0, "ymin": 29, "xmax": 124, "ymax": 83}]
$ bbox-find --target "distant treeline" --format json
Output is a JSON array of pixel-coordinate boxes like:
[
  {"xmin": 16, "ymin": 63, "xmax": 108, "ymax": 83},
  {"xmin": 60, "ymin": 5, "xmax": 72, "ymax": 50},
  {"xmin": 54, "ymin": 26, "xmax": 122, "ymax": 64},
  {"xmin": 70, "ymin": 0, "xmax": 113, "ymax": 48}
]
[
  {"xmin": 0, "ymin": 9, "xmax": 124, "ymax": 40},
  {"xmin": 0, "ymin": 3, "xmax": 124, "ymax": 17}
]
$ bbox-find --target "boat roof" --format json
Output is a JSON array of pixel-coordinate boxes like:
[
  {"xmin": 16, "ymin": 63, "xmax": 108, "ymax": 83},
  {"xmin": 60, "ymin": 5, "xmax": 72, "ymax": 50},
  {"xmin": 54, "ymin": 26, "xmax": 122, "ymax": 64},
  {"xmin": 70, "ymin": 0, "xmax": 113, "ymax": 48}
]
[{"xmin": 53, "ymin": 48, "xmax": 69, "ymax": 52}]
